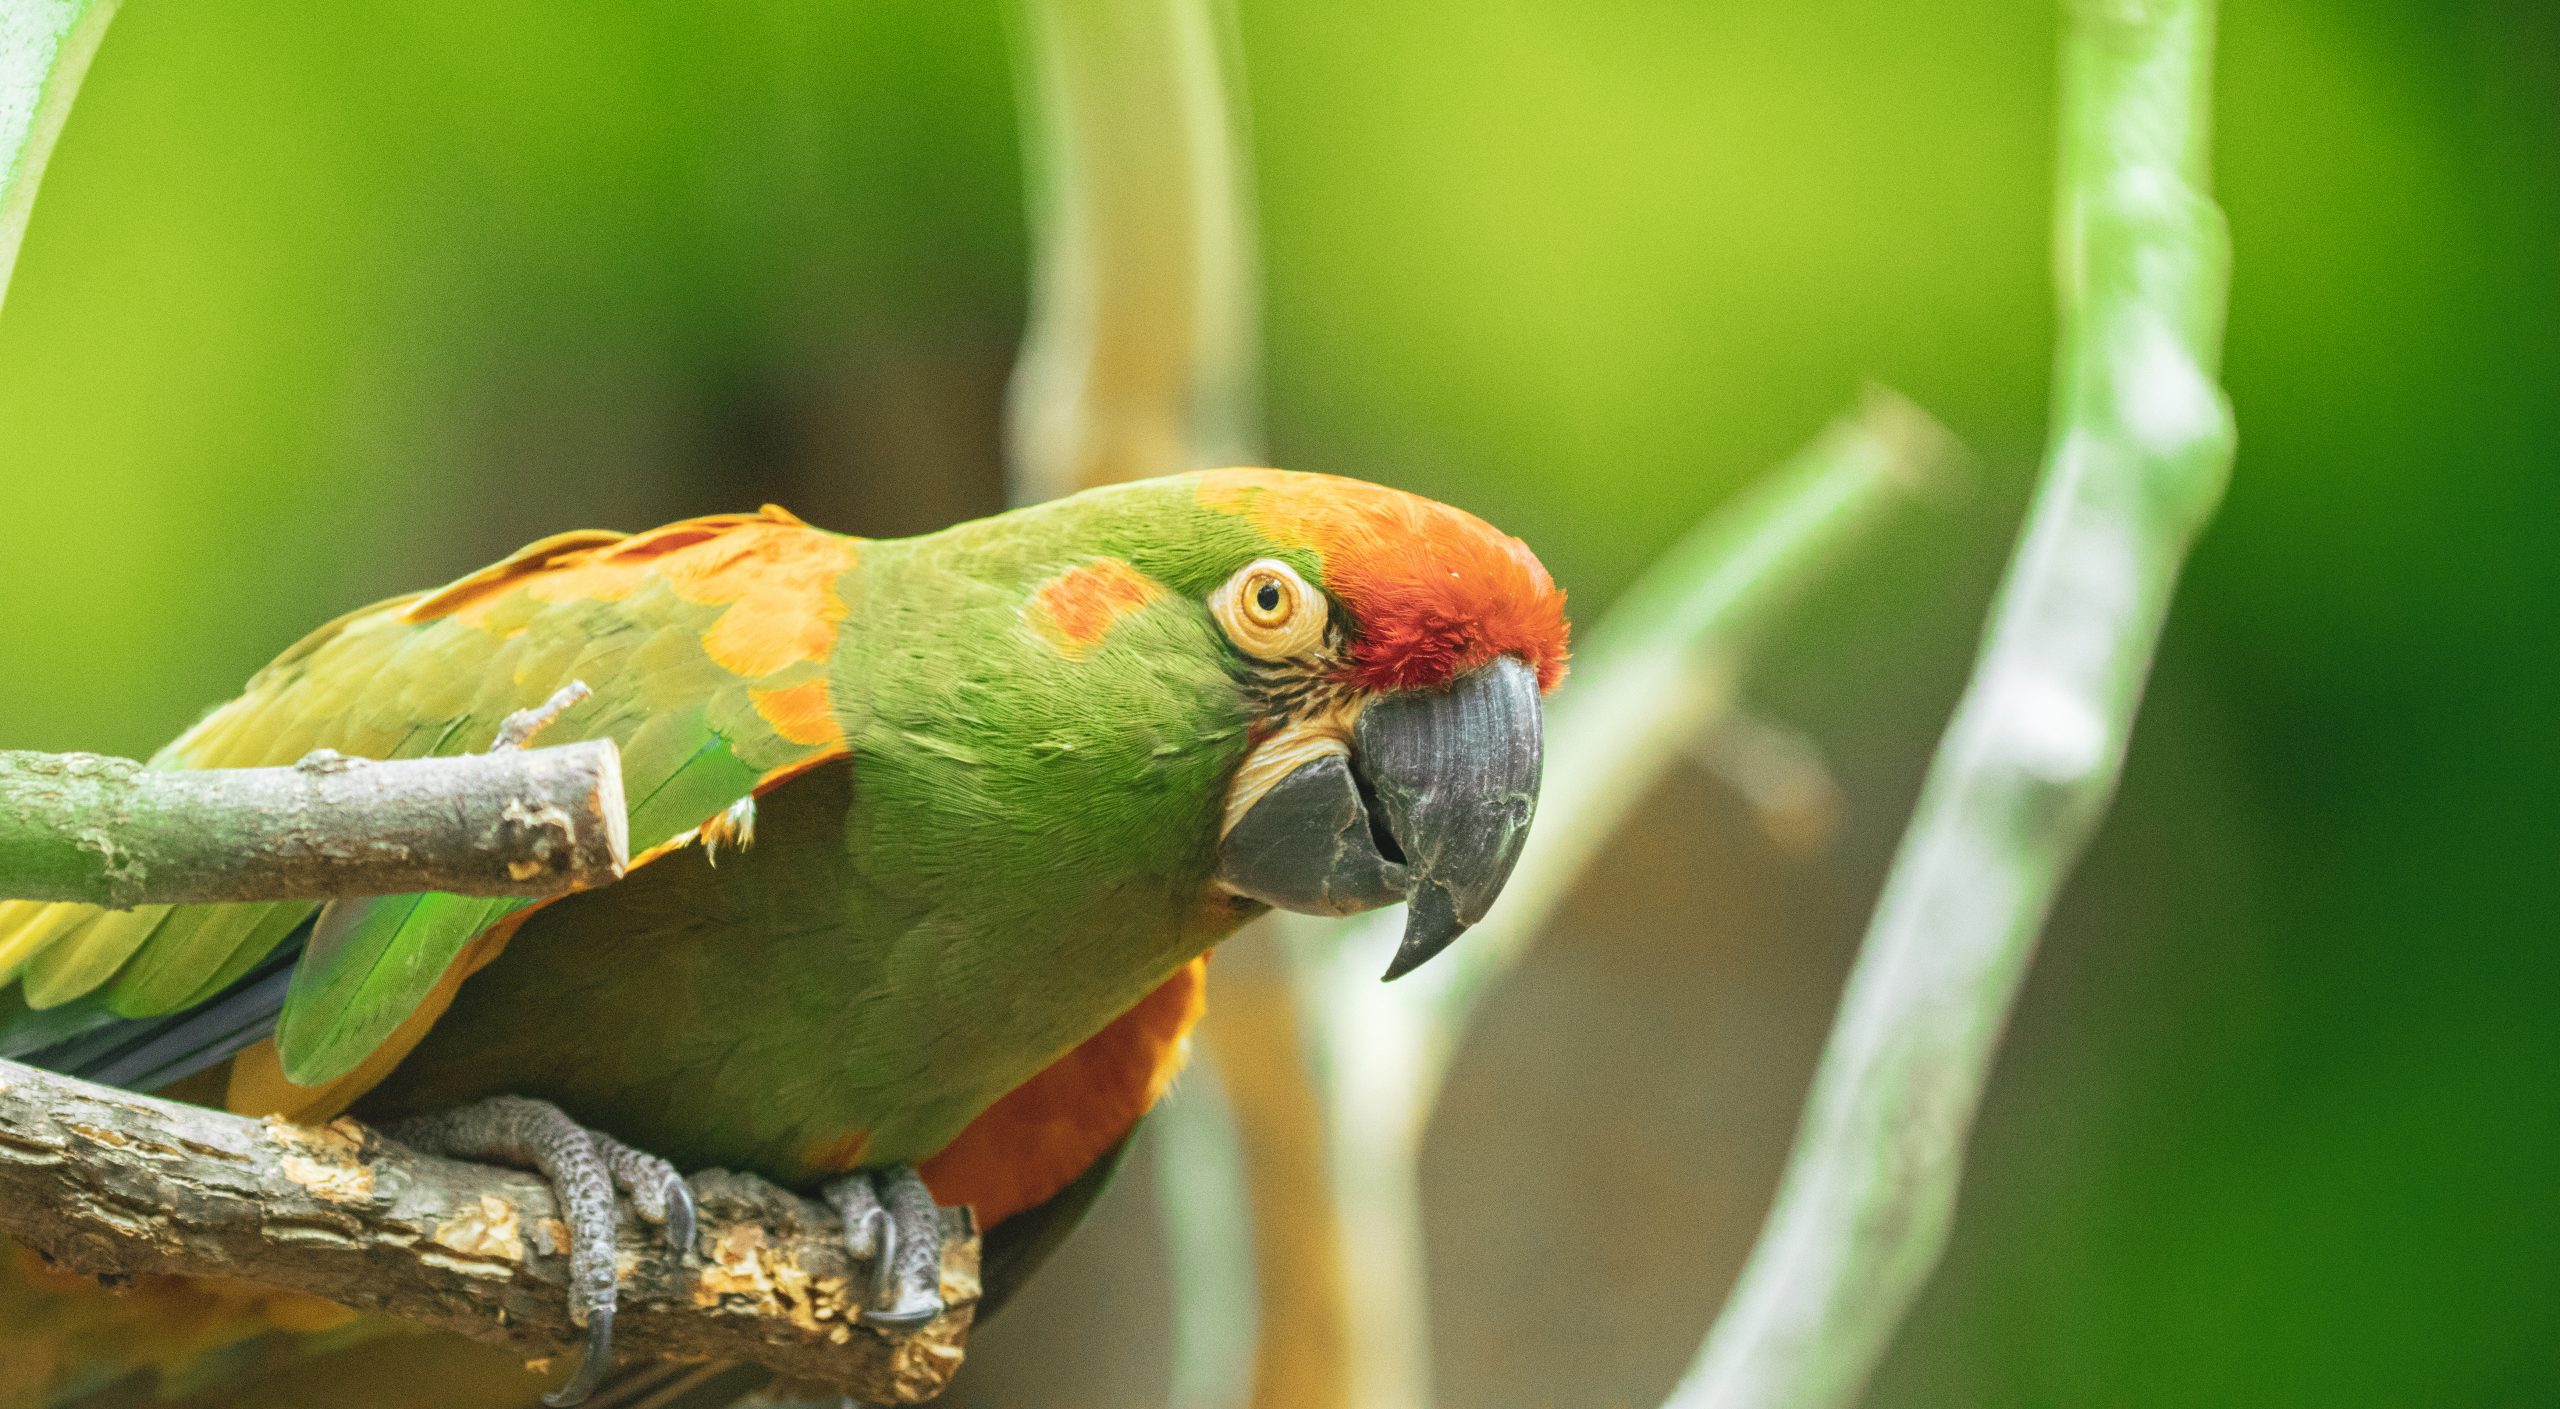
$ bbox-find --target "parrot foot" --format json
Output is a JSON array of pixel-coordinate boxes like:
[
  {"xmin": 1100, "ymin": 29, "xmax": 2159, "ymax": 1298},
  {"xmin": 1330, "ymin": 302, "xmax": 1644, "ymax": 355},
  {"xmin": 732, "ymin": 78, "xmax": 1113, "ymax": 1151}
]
[
  {"xmin": 820, "ymin": 1165, "xmax": 947, "ymax": 1329},
  {"xmin": 388, "ymin": 1096, "xmax": 698, "ymax": 1408}
]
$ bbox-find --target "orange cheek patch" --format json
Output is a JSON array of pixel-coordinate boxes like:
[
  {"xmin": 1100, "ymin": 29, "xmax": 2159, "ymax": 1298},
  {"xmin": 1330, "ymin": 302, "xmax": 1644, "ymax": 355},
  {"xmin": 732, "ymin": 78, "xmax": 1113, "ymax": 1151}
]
[
  {"xmin": 750, "ymin": 677, "xmax": 840, "ymax": 747},
  {"xmin": 1027, "ymin": 558, "xmax": 1164, "ymax": 657}
]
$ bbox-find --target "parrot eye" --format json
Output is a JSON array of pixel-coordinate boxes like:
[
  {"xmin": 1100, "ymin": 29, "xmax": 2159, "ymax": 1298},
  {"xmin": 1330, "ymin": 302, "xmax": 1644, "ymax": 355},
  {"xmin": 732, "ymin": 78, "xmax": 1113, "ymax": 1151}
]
[{"xmin": 1213, "ymin": 559, "xmax": 1327, "ymax": 661}]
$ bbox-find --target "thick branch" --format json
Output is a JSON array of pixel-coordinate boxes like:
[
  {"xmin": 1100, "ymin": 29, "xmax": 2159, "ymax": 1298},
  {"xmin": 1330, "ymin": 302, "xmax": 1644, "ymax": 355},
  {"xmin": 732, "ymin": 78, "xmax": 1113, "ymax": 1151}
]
[
  {"xmin": 0, "ymin": 1058, "xmax": 978, "ymax": 1404},
  {"xmin": 0, "ymin": 743, "xmax": 630, "ymax": 907}
]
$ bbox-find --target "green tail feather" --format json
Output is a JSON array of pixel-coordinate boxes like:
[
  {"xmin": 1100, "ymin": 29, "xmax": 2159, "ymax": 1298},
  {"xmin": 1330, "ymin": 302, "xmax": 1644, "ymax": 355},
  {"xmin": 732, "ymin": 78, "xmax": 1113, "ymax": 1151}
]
[
  {"xmin": 20, "ymin": 906, "xmax": 173, "ymax": 1009},
  {"xmin": 108, "ymin": 900, "xmax": 319, "ymax": 1017}
]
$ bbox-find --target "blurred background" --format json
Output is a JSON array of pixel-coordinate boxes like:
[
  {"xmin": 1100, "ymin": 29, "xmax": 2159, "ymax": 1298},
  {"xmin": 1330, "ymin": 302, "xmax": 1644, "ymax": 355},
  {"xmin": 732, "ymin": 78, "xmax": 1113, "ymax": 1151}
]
[{"xmin": 2, "ymin": 1, "xmax": 2555, "ymax": 1405}]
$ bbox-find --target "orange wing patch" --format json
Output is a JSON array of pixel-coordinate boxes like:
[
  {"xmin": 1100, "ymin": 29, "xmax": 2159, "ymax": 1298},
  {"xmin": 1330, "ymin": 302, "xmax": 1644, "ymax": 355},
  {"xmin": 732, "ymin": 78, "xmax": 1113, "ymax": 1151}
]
[
  {"xmin": 1027, "ymin": 558, "xmax": 1164, "ymax": 658},
  {"xmin": 399, "ymin": 529, "xmax": 628, "ymax": 625},
  {"xmin": 402, "ymin": 506, "xmax": 861, "ymax": 678},
  {"xmin": 751, "ymin": 678, "xmax": 839, "ymax": 747}
]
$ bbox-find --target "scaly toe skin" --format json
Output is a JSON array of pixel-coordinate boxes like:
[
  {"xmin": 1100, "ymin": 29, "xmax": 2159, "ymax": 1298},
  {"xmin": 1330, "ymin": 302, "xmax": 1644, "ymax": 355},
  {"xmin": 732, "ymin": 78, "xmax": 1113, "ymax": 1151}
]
[
  {"xmin": 388, "ymin": 1096, "xmax": 689, "ymax": 1407},
  {"xmin": 871, "ymin": 1165, "xmax": 947, "ymax": 1327},
  {"xmin": 593, "ymin": 1129, "xmax": 697, "ymax": 1258},
  {"xmin": 822, "ymin": 1174, "xmax": 894, "ymax": 1307},
  {"xmin": 856, "ymin": 1207, "xmax": 895, "ymax": 1306},
  {"xmin": 821, "ymin": 1165, "xmax": 948, "ymax": 1328}
]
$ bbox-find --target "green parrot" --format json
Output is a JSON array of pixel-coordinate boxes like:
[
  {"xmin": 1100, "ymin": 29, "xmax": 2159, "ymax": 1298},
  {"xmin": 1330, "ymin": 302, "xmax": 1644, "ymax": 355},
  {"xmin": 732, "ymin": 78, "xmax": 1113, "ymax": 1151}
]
[{"xmin": 0, "ymin": 468, "xmax": 1568, "ymax": 1406}]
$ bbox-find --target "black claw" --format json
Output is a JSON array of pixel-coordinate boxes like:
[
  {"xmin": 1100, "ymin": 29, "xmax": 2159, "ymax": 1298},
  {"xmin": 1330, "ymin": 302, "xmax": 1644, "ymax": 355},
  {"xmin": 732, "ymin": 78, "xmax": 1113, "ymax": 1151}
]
[
  {"xmin": 822, "ymin": 1167, "xmax": 947, "ymax": 1330},
  {"xmin": 386, "ymin": 1100, "xmax": 681, "ymax": 1405},
  {"xmin": 860, "ymin": 1295, "xmax": 944, "ymax": 1331},
  {"xmin": 858, "ymin": 1206, "xmax": 895, "ymax": 1307},
  {"xmin": 544, "ymin": 1305, "xmax": 614, "ymax": 1408},
  {"xmin": 663, "ymin": 1179, "xmax": 698, "ymax": 1256}
]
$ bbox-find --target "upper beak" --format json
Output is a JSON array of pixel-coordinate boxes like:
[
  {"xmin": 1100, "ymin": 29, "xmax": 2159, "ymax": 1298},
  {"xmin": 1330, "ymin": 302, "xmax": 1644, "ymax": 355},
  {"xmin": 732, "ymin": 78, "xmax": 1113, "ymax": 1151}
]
[{"xmin": 1215, "ymin": 656, "xmax": 1544, "ymax": 981}]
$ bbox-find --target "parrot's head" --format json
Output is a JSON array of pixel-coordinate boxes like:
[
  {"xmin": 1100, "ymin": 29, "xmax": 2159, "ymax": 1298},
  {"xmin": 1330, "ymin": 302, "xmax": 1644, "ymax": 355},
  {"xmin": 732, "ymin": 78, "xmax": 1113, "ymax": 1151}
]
[{"xmin": 1148, "ymin": 469, "xmax": 1569, "ymax": 981}]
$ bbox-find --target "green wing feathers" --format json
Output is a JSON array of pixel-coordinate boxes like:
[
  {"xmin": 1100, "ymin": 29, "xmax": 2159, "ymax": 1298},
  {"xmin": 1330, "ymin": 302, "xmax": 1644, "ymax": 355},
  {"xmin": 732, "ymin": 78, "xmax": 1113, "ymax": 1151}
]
[{"xmin": 0, "ymin": 510, "xmax": 861, "ymax": 1086}]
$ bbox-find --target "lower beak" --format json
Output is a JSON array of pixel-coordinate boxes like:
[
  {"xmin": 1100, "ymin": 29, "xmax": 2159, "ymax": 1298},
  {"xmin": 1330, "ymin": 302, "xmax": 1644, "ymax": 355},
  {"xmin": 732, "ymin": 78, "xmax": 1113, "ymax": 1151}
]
[{"xmin": 1215, "ymin": 656, "xmax": 1545, "ymax": 981}]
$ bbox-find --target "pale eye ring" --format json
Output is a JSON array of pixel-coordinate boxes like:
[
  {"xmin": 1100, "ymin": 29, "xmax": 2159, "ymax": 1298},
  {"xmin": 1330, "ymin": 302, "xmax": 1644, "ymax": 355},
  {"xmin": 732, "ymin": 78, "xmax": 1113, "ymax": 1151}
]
[{"xmin": 1213, "ymin": 558, "xmax": 1327, "ymax": 660}]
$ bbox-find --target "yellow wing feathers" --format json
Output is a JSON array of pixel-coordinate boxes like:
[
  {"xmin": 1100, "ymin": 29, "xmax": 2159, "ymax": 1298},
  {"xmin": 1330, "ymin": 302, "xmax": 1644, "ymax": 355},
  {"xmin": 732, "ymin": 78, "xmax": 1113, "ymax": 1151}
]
[{"xmin": 2, "ymin": 509, "xmax": 861, "ymax": 1095}]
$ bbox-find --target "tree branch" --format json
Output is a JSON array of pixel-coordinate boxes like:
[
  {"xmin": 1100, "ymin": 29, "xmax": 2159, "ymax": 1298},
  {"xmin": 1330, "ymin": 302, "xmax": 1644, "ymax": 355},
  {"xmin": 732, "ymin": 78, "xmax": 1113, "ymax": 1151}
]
[
  {"xmin": 0, "ymin": 745, "xmax": 629, "ymax": 908},
  {"xmin": 1, "ymin": 3, "xmax": 944, "ymax": 1396},
  {"xmin": 0, "ymin": 1057, "xmax": 980, "ymax": 1404},
  {"xmin": 1665, "ymin": 0, "xmax": 2235, "ymax": 1404},
  {"xmin": 0, "ymin": 682, "xmax": 630, "ymax": 907}
]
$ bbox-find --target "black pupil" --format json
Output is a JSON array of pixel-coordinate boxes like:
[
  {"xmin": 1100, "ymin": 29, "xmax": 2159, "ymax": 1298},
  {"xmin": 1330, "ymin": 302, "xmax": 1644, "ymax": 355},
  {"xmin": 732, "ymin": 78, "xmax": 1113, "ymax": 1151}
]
[{"xmin": 1254, "ymin": 581, "xmax": 1283, "ymax": 613}]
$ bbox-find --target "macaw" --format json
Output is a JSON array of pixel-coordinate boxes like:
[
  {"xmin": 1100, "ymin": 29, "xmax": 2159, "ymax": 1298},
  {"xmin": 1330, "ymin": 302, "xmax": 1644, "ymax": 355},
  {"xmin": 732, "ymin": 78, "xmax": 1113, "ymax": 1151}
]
[{"xmin": 0, "ymin": 468, "xmax": 1567, "ymax": 1406}]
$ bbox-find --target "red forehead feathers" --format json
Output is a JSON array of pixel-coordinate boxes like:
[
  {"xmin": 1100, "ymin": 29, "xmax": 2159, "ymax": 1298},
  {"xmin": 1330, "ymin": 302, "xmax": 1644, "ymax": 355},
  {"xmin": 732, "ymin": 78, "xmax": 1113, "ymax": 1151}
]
[{"xmin": 1197, "ymin": 470, "xmax": 1569, "ymax": 693}]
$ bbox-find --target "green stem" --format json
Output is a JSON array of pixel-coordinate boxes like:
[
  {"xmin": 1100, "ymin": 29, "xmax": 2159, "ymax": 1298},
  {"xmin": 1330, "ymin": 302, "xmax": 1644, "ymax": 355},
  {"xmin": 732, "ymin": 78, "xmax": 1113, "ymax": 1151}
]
[
  {"xmin": 1665, "ymin": 1, "xmax": 2234, "ymax": 1405},
  {"xmin": 0, "ymin": 0, "xmax": 116, "ymax": 316}
]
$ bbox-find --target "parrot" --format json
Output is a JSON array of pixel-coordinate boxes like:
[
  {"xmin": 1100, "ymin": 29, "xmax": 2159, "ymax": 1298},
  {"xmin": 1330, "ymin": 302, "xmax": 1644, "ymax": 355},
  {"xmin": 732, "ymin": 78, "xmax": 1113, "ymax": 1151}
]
[{"xmin": 0, "ymin": 468, "xmax": 1568, "ymax": 1407}]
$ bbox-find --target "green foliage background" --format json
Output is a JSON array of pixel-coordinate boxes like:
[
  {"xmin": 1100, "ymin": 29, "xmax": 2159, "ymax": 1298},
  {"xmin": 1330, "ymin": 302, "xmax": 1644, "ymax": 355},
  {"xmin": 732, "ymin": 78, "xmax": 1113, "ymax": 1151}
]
[{"xmin": 1, "ymin": 1, "xmax": 2552, "ymax": 1404}]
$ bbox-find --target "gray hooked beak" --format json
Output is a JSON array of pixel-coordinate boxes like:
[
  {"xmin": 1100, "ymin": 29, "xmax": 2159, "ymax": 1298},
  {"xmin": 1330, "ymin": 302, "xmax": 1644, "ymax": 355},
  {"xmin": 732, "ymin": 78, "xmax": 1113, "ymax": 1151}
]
[{"xmin": 1215, "ymin": 656, "xmax": 1544, "ymax": 982}]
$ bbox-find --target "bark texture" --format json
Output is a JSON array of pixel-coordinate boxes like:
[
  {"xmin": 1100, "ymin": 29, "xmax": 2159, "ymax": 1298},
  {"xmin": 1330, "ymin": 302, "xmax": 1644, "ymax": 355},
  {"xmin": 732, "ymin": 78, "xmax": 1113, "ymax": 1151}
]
[
  {"xmin": 0, "ymin": 1059, "xmax": 979, "ymax": 1403},
  {"xmin": 0, "ymin": 743, "xmax": 629, "ymax": 907}
]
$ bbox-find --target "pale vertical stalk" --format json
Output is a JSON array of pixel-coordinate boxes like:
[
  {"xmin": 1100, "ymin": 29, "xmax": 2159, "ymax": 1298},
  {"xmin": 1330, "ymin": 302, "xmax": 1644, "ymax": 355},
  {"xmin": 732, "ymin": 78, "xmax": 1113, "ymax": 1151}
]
[
  {"xmin": 1001, "ymin": 11, "xmax": 1970, "ymax": 1407},
  {"xmin": 1284, "ymin": 397, "xmax": 1957, "ymax": 1409},
  {"xmin": 1154, "ymin": 1051, "xmax": 1259, "ymax": 1409},
  {"xmin": 1006, "ymin": 4, "xmax": 1269, "ymax": 1405},
  {"xmin": 1195, "ymin": 941, "xmax": 1356, "ymax": 1409},
  {"xmin": 0, "ymin": 0, "xmax": 117, "ymax": 314},
  {"xmin": 1007, "ymin": 0, "xmax": 1262, "ymax": 500},
  {"xmin": 1666, "ymin": 1, "xmax": 2234, "ymax": 1405}
]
